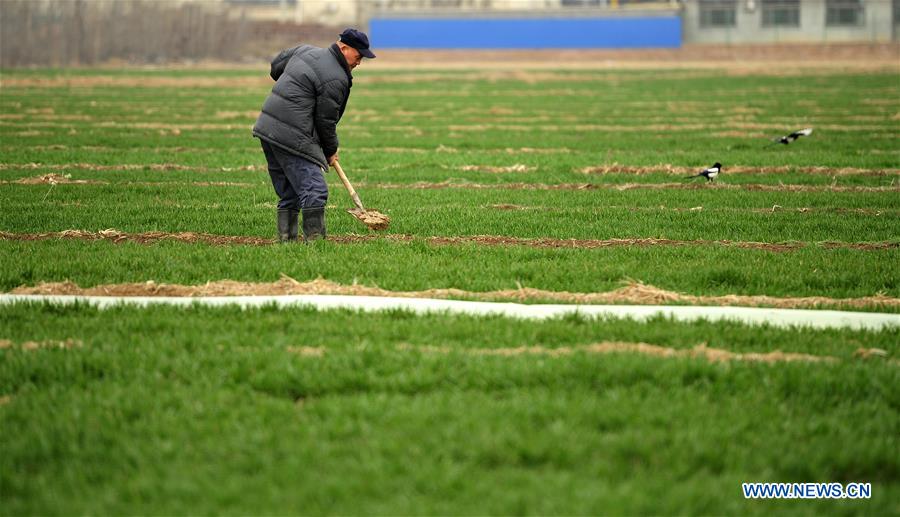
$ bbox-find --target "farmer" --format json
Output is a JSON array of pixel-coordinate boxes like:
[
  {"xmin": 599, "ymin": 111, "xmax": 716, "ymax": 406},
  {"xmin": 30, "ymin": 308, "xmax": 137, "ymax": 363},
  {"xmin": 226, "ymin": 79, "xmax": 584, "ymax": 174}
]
[{"xmin": 253, "ymin": 28, "xmax": 375, "ymax": 242}]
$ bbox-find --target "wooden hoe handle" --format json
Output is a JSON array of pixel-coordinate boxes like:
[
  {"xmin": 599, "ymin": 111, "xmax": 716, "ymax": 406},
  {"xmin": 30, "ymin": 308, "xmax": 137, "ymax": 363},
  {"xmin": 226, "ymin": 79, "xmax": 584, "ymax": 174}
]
[{"xmin": 332, "ymin": 161, "xmax": 365, "ymax": 211}]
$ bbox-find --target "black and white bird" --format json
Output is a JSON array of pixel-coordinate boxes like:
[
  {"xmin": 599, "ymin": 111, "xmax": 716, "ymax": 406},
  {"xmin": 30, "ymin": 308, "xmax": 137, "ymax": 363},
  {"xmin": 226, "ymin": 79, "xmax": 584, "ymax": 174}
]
[
  {"xmin": 685, "ymin": 162, "xmax": 721, "ymax": 182},
  {"xmin": 772, "ymin": 127, "xmax": 813, "ymax": 145}
]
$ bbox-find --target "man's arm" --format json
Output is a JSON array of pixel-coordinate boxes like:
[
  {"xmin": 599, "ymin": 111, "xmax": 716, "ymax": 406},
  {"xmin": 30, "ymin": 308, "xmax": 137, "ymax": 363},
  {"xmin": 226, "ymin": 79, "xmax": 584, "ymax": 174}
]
[{"xmin": 314, "ymin": 79, "xmax": 345, "ymax": 163}]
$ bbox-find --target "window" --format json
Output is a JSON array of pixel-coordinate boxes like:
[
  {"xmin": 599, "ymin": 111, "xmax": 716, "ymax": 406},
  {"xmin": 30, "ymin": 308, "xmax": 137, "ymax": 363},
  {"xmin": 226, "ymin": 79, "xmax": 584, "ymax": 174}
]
[
  {"xmin": 699, "ymin": 0, "xmax": 737, "ymax": 27},
  {"xmin": 826, "ymin": 0, "xmax": 864, "ymax": 26},
  {"xmin": 761, "ymin": 0, "xmax": 800, "ymax": 27}
]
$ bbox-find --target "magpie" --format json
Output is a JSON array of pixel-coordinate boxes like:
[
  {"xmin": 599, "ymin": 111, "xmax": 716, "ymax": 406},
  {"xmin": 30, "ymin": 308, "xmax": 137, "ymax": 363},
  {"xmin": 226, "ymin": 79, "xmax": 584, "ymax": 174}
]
[
  {"xmin": 771, "ymin": 127, "xmax": 813, "ymax": 145},
  {"xmin": 685, "ymin": 162, "xmax": 721, "ymax": 182}
]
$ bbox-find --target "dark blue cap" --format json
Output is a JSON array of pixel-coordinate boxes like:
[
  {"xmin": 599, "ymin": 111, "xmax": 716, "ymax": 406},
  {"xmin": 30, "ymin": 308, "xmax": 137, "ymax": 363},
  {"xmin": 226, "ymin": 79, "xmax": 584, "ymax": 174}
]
[{"xmin": 339, "ymin": 28, "xmax": 375, "ymax": 59}]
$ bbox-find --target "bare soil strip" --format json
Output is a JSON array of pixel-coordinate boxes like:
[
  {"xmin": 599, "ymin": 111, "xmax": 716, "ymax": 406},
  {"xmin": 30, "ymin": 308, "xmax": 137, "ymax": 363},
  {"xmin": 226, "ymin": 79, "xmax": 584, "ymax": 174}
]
[
  {"xmin": 8, "ymin": 144, "xmax": 900, "ymax": 156},
  {"xmin": 5, "ymin": 119, "xmax": 898, "ymax": 133},
  {"xmin": 751, "ymin": 206, "xmax": 894, "ymax": 216},
  {"xmin": 9, "ymin": 276, "xmax": 898, "ymax": 310},
  {"xmin": 441, "ymin": 122, "xmax": 897, "ymax": 132},
  {"xmin": 4, "ymin": 335, "xmax": 896, "ymax": 365},
  {"xmin": 0, "ymin": 162, "xmax": 231, "ymax": 172},
  {"xmin": 395, "ymin": 342, "xmax": 841, "ymax": 364},
  {"xmin": 286, "ymin": 346, "xmax": 326, "ymax": 357},
  {"xmin": 3, "ymin": 174, "xmax": 894, "ymax": 195},
  {"xmin": 424, "ymin": 235, "xmax": 805, "ymax": 252},
  {"xmin": 1, "ymin": 145, "xmax": 231, "ymax": 153},
  {"xmin": 4, "ymin": 163, "xmax": 895, "ymax": 179},
  {"xmin": 459, "ymin": 164, "xmax": 537, "ymax": 173},
  {"xmin": 2, "ymin": 336, "xmax": 891, "ymax": 365},
  {"xmin": 365, "ymin": 181, "xmax": 900, "ymax": 193},
  {"xmin": 365, "ymin": 45, "xmax": 900, "ymax": 71},
  {"xmin": 355, "ymin": 146, "xmax": 570, "ymax": 154},
  {"xmin": 483, "ymin": 204, "xmax": 898, "ymax": 217},
  {"xmin": 2, "ymin": 44, "xmax": 895, "ymax": 75},
  {"xmin": 468, "ymin": 236, "xmax": 898, "ymax": 251},
  {"xmin": 1, "ymin": 173, "xmax": 256, "ymax": 187},
  {"xmin": 0, "ymin": 121, "xmax": 251, "ymax": 131},
  {"xmin": 578, "ymin": 164, "xmax": 900, "ymax": 177},
  {"xmin": 0, "ymin": 338, "xmax": 897, "ymax": 364},
  {"xmin": 0, "ymin": 229, "xmax": 273, "ymax": 246},
  {"xmin": 1, "ymin": 76, "xmax": 270, "ymax": 88},
  {"xmin": 3, "ymin": 67, "xmax": 894, "ymax": 90},
  {"xmin": 4, "ymin": 229, "xmax": 898, "ymax": 252},
  {"xmin": 0, "ymin": 338, "xmax": 83, "ymax": 351},
  {"xmin": 1, "ymin": 173, "xmax": 107, "ymax": 185}
]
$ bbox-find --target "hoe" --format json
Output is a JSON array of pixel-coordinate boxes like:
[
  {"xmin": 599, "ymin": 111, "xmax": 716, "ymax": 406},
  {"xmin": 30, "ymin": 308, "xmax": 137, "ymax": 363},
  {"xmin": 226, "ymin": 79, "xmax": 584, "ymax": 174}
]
[{"xmin": 332, "ymin": 161, "xmax": 391, "ymax": 231}]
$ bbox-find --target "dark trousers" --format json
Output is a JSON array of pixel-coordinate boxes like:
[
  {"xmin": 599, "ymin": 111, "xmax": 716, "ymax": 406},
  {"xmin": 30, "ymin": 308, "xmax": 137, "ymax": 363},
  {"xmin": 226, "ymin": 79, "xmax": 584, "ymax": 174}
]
[{"xmin": 260, "ymin": 140, "xmax": 328, "ymax": 211}]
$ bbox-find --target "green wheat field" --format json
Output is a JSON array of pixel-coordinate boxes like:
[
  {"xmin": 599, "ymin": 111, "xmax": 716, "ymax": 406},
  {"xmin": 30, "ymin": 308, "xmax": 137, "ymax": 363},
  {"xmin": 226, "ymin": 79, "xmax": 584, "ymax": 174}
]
[{"xmin": 1, "ymin": 64, "xmax": 898, "ymax": 514}]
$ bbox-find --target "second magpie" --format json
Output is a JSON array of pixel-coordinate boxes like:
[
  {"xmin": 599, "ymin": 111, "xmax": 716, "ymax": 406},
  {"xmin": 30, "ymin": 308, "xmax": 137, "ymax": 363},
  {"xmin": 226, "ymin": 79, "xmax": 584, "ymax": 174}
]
[{"xmin": 685, "ymin": 162, "xmax": 721, "ymax": 182}]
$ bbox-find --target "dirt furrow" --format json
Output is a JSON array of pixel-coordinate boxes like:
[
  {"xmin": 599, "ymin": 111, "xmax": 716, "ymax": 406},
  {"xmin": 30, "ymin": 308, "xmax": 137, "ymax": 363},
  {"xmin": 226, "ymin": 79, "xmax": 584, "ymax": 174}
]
[
  {"xmin": 1, "ymin": 76, "xmax": 270, "ymax": 88},
  {"xmin": 3, "ymin": 336, "xmax": 890, "ymax": 365},
  {"xmin": 3, "ymin": 162, "xmax": 897, "ymax": 179},
  {"xmin": 4, "ymin": 119, "xmax": 898, "ymax": 132},
  {"xmin": 1, "ymin": 174, "xmax": 106, "ymax": 185},
  {"xmin": 364, "ymin": 181, "xmax": 900, "ymax": 193},
  {"xmin": 4, "ymin": 174, "xmax": 895, "ymax": 195},
  {"xmin": 0, "ymin": 162, "xmax": 245, "ymax": 172},
  {"xmin": 395, "ymin": 342, "xmax": 843, "ymax": 364},
  {"xmin": 3, "ymin": 177, "xmax": 894, "ymax": 216},
  {"xmin": 577, "ymin": 164, "xmax": 900, "ymax": 177},
  {"xmin": 2, "ymin": 229, "xmax": 897, "ymax": 252},
  {"xmin": 484, "ymin": 204, "xmax": 897, "ymax": 216},
  {"xmin": 0, "ymin": 173, "xmax": 255, "ymax": 187},
  {"xmin": 440, "ymin": 123, "xmax": 898, "ymax": 132},
  {"xmin": 0, "ymin": 338, "xmax": 83, "ymax": 350},
  {"xmin": 0, "ymin": 229, "xmax": 273, "ymax": 246}
]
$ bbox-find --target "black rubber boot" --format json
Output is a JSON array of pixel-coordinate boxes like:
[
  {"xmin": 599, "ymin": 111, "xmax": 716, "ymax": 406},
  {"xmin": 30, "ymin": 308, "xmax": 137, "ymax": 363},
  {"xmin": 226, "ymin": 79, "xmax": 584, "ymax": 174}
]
[
  {"xmin": 301, "ymin": 207, "xmax": 326, "ymax": 242},
  {"xmin": 287, "ymin": 208, "xmax": 299, "ymax": 241},
  {"xmin": 277, "ymin": 209, "xmax": 298, "ymax": 243}
]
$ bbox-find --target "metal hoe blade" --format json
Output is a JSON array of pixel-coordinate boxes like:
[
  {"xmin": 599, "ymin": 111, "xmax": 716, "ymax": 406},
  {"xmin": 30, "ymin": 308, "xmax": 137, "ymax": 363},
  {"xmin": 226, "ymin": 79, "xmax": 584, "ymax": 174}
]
[{"xmin": 334, "ymin": 161, "xmax": 390, "ymax": 231}]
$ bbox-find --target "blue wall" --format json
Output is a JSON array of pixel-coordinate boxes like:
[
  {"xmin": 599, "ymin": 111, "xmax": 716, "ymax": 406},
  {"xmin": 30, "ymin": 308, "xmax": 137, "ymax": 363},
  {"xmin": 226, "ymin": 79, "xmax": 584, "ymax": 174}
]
[{"xmin": 370, "ymin": 17, "xmax": 682, "ymax": 49}]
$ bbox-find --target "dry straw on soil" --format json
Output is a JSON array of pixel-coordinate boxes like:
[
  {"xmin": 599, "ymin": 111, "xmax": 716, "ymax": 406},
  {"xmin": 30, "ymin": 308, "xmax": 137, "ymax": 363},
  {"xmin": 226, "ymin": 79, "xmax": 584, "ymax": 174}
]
[
  {"xmin": 395, "ymin": 342, "xmax": 840, "ymax": 364},
  {"xmin": 9, "ymin": 276, "xmax": 899, "ymax": 310}
]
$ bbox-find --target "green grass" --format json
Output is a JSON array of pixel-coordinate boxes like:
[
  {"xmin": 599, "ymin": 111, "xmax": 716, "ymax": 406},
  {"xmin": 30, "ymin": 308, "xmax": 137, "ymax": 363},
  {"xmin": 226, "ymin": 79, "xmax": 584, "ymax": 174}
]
[
  {"xmin": 1, "ymin": 65, "xmax": 898, "ymax": 514},
  {"xmin": 2, "ymin": 183, "xmax": 899, "ymax": 242},
  {"xmin": 1, "ymin": 240, "xmax": 898, "ymax": 304},
  {"xmin": 1, "ymin": 304, "xmax": 898, "ymax": 515}
]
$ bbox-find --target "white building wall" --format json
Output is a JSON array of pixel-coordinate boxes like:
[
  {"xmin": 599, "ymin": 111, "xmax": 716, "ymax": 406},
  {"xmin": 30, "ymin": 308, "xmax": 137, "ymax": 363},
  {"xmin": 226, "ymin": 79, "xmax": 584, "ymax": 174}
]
[
  {"xmin": 682, "ymin": 0, "xmax": 896, "ymax": 43},
  {"xmin": 297, "ymin": 0, "xmax": 360, "ymax": 26},
  {"xmin": 218, "ymin": 0, "xmax": 897, "ymax": 42}
]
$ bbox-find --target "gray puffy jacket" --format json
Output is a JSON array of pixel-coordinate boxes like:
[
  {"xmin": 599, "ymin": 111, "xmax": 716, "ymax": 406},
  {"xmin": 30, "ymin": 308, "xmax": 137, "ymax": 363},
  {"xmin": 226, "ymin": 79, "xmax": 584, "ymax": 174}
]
[{"xmin": 253, "ymin": 43, "xmax": 352, "ymax": 169}]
